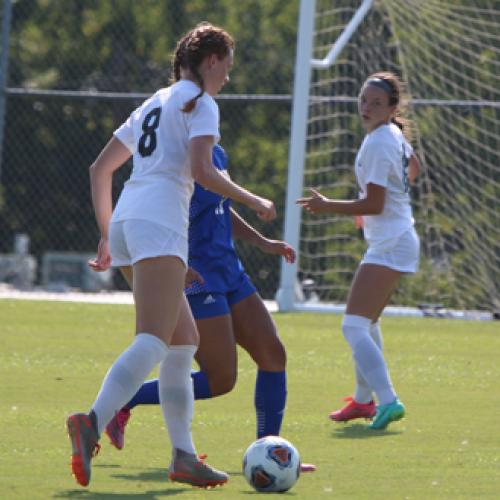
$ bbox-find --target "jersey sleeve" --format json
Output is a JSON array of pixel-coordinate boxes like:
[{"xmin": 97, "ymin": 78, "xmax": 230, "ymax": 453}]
[
  {"xmin": 403, "ymin": 139, "xmax": 414, "ymax": 158},
  {"xmin": 113, "ymin": 116, "xmax": 136, "ymax": 154},
  {"xmin": 187, "ymin": 96, "xmax": 220, "ymax": 141},
  {"xmin": 361, "ymin": 139, "xmax": 396, "ymax": 188}
]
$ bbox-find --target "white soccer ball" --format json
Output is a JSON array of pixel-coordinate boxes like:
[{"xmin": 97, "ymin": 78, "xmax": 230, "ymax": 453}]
[{"xmin": 242, "ymin": 436, "xmax": 301, "ymax": 493}]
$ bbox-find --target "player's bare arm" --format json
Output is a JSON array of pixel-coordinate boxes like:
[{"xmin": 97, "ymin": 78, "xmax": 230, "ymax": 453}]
[
  {"xmin": 230, "ymin": 209, "xmax": 295, "ymax": 263},
  {"xmin": 190, "ymin": 136, "xmax": 276, "ymax": 221},
  {"xmin": 297, "ymin": 184, "xmax": 385, "ymax": 216}
]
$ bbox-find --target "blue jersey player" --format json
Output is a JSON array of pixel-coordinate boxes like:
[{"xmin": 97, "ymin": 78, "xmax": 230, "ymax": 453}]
[{"xmin": 105, "ymin": 145, "xmax": 315, "ymax": 471}]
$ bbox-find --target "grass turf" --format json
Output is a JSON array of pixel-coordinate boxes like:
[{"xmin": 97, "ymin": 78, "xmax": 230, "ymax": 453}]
[{"xmin": 1, "ymin": 299, "xmax": 499, "ymax": 499}]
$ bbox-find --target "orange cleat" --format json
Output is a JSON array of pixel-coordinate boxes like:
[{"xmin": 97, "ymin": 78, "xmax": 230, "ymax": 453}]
[
  {"xmin": 329, "ymin": 397, "xmax": 376, "ymax": 422},
  {"xmin": 66, "ymin": 413, "xmax": 101, "ymax": 487}
]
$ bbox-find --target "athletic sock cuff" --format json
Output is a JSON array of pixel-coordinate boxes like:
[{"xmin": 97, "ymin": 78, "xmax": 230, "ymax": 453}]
[
  {"xmin": 135, "ymin": 333, "xmax": 169, "ymax": 359},
  {"xmin": 168, "ymin": 344, "xmax": 197, "ymax": 355},
  {"xmin": 342, "ymin": 314, "xmax": 372, "ymax": 329}
]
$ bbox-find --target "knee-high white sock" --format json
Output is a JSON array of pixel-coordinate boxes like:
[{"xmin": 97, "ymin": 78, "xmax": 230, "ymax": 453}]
[
  {"xmin": 92, "ymin": 333, "xmax": 168, "ymax": 435},
  {"xmin": 370, "ymin": 321, "xmax": 383, "ymax": 350},
  {"xmin": 354, "ymin": 320, "xmax": 383, "ymax": 403},
  {"xmin": 159, "ymin": 345, "xmax": 197, "ymax": 455},
  {"xmin": 342, "ymin": 315, "xmax": 396, "ymax": 405}
]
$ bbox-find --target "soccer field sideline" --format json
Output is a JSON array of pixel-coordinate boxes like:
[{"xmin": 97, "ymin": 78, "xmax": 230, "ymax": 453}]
[{"xmin": 0, "ymin": 284, "xmax": 494, "ymax": 321}]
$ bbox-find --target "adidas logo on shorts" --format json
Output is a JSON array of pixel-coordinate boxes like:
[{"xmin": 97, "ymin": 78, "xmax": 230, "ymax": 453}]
[{"xmin": 203, "ymin": 294, "xmax": 216, "ymax": 305}]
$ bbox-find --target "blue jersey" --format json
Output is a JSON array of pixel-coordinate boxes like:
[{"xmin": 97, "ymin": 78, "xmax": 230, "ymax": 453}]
[{"xmin": 185, "ymin": 144, "xmax": 245, "ymax": 295}]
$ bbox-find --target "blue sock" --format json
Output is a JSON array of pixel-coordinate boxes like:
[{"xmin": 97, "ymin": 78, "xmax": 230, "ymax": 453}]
[
  {"xmin": 191, "ymin": 370, "xmax": 212, "ymax": 399},
  {"xmin": 127, "ymin": 379, "xmax": 159, "ymax": 409},
  {"xmin": 126, "ymin": 371, "xmax": 212, "ymax": 409},
  {"xmin": 255, "ymin": 370, "xmax": 287, "ymax": 438}
]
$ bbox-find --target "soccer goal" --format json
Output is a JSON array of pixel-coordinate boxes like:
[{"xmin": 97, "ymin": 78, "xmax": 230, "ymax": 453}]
[{"xmin": 277, "ymin": 0, "xmax": 500, "ymax": 316}]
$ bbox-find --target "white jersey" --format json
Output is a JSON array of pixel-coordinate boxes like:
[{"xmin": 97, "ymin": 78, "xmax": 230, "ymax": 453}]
[
  {"xmin": 111, "ymin": 80, "xmax": 220, "ymax": 236},
  {"xmin": 355, "ymin": 123, "xmax": 414, "ymax": 250}
]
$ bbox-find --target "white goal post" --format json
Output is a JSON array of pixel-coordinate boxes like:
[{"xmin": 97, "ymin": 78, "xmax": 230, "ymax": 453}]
[
  {"xmin": 277, "ymin": 0, "xmax": 375, "ymax": 312},
  {"xmin": 277, "ymin": 0, "xmax": 500, "ymax": 317}
]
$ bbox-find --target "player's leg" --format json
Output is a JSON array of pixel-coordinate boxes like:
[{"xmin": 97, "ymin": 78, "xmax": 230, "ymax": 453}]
[
  {"xmin": 229, "ymin": 285, "xmax": 287, "ymax": 439},
  {"xmin": 230, "ymin": 287, "xmax": 316, "ymax": 472},
  {"xmin": 158, "ymin": 295, "xmax": 198, "ymax": 457},
  {"xmin": 121, "ymin": 293, "xmax": 236, "ymax": 402},
  {"xmin": 106, "ymin": 293, "xmax": 237, "ymax": 450},
  {"xmin": 330, "ymin": 280, "xmax": 395, "ymax": 422},
  {"xmin": 91, "ymin": 255, "xmax": 184, "ymax": 433},
  {"xmin": 339, "ymin": 263, "xmax": 405, "ymax": 428},
  {"xmin": 68, "ymin": 251, "xmax": 184, "ymax": 486},
  {"xmin": 351, "ymin": 281, "xmax": 395, "ymax": 405},
  {"xmin": 188, "ymin": 293, "xmax": 238, "ymax": 397},
  {"xmin": 162, "ymin": 296, "xmax": 229, "ymax": 487}
]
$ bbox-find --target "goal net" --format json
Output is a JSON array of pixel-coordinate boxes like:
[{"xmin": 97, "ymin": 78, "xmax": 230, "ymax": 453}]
[{"xmin": 282, "ymin": 0, "xmax": 500, "ymax": 313}]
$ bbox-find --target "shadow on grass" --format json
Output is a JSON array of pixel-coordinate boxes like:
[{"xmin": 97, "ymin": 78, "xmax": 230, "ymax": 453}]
[
  {"xmin": 331, "ymin": 423, "xmax": 403, "ymax": 439},
  {"xmin": 111, "ymin": 468, "xmax": 243, "ymax": 482},
  {"xmin": 54, "ymin": 488, "xmax": 186, "ymax": 499},
  {"xmin": 241, "ymin": 491, "xmax": 298, "ymax": 496}
]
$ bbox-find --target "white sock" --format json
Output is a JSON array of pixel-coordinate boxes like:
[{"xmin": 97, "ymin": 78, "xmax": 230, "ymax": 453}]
[
  {"xmin": 92, "ymin": 333, "xmax": 168, "ymax": 435},
  {"xmin": 354, "ymin": 320, "xmax": 383, "ymax": 403},
  {"xmin": 342, "ymin": 315, "xmax": 396, "ymax": 406},
  {"xmin": 159, "ymin": 345, "xmax": 197, "ymax": 455},
  {"xmin": 370, "ymin": 321, "xmax": 383, "ymax": 350}
]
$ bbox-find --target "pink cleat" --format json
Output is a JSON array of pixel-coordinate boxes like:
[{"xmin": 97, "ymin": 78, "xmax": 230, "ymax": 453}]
[
  {"xmin": 300, "ymin": 463, "xmax": 317, "ymax": 472},
  {"xmin": 105, "ymin": 407, "xmax": 131, "ymax": 450},
  {"xmin": 329, "ymin": 397, "xmax": 376, "ymax": 422}
]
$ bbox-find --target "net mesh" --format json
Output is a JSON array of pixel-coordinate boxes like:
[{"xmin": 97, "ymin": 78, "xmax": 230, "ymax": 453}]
[{"xmin": 300, "ymin": 0, "xmax": 500, "ymax": 311}]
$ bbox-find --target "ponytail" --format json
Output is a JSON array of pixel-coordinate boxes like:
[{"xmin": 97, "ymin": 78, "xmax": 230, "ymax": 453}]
[{"xmin": 170, "ymin": 23, "xmax": 234, "ymax": 113}]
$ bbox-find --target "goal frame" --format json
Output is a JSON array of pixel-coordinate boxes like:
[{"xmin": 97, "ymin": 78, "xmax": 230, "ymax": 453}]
[{"xmin": 276, "ymin": 0, "xmax": 375, "ymax": 312}]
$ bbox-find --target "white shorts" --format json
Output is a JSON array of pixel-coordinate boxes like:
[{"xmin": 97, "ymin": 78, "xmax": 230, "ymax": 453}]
[
  {"xmin": 109, "ymin": 220, "xmax": 188, "ymax": 268},
  {"xmin": 361, "ymin": 227, "xmax": 420, "ymax": 273}
]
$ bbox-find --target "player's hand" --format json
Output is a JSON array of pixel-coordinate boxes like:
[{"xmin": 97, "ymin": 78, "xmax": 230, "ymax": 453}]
[
  {"xmin": 262, "ymin": 240, "xmax": 296, "ymax": 264},
  {"xmin": 252, "ymin": 197, "xmax": 276, "ymax": 221},
  {"xmin": 296, "ymin": 188, "xmax": 331, "ymax": 214},
  {"xmin": 185, "ymin": 267, "xmax": 205, "ymax": 287},
  {"xmin": 88, "ymin": 237, "xmax": 111, "ymax": 272}
]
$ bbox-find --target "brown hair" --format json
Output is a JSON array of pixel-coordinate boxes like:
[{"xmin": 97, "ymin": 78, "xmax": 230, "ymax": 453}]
[
  {"xmin": 171, "ymin": 22, "xmax": 234, "ymax": 113},
  {"xmin": 364, "ymin": 71, "xmax": 408, "ymax": 132}
]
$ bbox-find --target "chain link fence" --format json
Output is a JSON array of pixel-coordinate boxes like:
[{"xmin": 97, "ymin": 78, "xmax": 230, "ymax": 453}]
[{"xmin": 0, "ymin": 0, "xmax": 298, "ymax": 298}]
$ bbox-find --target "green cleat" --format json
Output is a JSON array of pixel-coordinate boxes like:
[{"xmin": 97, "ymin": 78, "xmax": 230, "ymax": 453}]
[{"xmin": 369, "ymin": 398, "xmax": 405, "ymax": 430}]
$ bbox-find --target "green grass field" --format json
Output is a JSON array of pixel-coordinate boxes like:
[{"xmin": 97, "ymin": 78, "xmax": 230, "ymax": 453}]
[{"xmin": 1, "ymin": 299, "xmax": 499, "ymax": 499}]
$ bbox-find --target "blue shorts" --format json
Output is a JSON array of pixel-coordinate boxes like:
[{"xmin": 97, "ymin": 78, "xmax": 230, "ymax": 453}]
[{"xmin": 187, "ymin": 273, "xmax": 257, "ymax": 320}]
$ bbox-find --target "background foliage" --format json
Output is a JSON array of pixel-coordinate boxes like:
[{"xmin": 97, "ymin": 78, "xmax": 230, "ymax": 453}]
[
  {"xmin": 0, "ymin": 0, "xmax": 298, "ymax": 296},
  {"xmin": 0, "ymin": 0, "xmax": 498, "ymax": 309}
]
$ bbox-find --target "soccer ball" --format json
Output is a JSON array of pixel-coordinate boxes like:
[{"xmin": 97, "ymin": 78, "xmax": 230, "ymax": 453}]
[{"xmin": 242, "ymin": 436, "xmax": 301, "ymax": 493}]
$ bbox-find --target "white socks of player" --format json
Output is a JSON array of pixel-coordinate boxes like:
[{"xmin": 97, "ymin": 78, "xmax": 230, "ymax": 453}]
[
  {"xmin": 92, "ymin": 333, "xmax": 168, "ymax": 435},
  {"xmin": 354, "ymin": 321, "xmax": 383, "ymax": 403},
  {"xmin": 159, "ymin": 345, "xmax": 197, "ymax": 455},
  {"xmin": 342, "ymin": 315, "xmax": 396, "ymax": 406}
]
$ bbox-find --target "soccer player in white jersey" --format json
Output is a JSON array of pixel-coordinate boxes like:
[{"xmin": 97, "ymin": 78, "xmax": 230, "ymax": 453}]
[
  {"xmin": 297, "ymin": 71, "xmax": 421, "ymax": 430},
  {"xmin": 66, "ymin": 23, "xmax": 276, "ymax": 489}
]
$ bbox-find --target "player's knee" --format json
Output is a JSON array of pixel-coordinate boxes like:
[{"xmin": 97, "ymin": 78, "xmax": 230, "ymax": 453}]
[
  {"xmin": 254, "ymin": 337, "xmax": 287, "ymax": 371},
  {"xmin": 209, "ymin": 370, "xmax": 237, "ymax": 396},
  {"xmin": 341, "ymin": 314, "xmax": 371, "ymax": 348}
]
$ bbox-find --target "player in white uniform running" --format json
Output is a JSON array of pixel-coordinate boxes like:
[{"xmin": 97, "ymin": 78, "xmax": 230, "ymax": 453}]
[
  {"xmin": 297, "ymin": 71, "xmax": 421, "ymax": 430},
  {"xmin": 66, "ymin": 23, "xmax": 275, "ymax": 489}
]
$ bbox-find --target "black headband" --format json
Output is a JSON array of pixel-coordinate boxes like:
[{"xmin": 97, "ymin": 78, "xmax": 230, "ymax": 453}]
[{"xmin": 365, "ymin": 77, "xmax": 394, "ymax": 95}]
